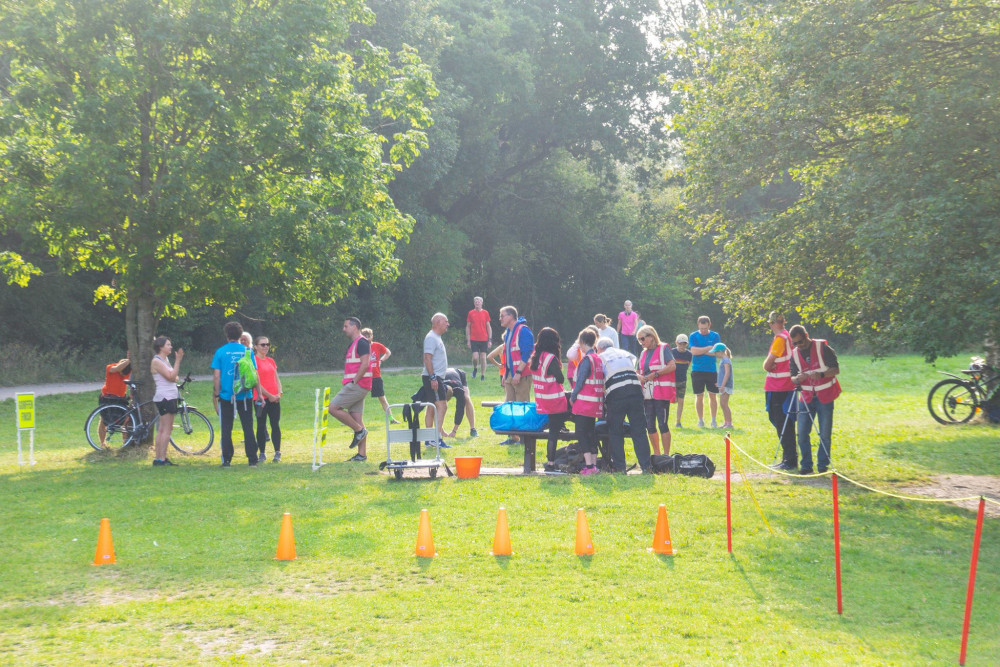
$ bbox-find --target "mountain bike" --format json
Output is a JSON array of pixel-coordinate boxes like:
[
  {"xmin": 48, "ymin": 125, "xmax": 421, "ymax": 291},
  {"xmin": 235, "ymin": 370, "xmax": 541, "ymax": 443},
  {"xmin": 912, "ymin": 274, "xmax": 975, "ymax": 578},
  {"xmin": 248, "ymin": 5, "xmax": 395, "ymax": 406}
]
[
  {"xmin": 927, "ymin": 357, "xmax": 1000, "ymax": 425},
  {"xmin": 85, "ymin": 374, "xmax": 215, "ymax": 454}
]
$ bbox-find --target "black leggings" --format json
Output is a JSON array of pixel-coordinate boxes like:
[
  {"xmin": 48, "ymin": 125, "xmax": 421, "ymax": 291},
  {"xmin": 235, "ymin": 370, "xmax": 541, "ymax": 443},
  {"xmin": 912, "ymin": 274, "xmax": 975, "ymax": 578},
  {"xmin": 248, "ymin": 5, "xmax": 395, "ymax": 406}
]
[
  {"xmin": 643, "ymin": 399, "xmax": 670, "ymax": 433},
  {"xmin": 257, "ymin": 401, "xmax": 281, "ymax": 454},
  {"xmin": 573, "ymin": 414, "xmax": 598, "ymax": 456},
  {"xmin": 546, "ymin": 412, "xmax": 571, "ymax": 462}
]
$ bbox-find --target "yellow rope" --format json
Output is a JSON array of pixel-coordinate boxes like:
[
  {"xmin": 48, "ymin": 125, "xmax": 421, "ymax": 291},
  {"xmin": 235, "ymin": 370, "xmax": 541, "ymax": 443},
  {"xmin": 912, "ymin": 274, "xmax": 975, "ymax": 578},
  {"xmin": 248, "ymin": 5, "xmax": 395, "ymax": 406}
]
[
  {"xmin": 726, "ymin": 435, "xmax": 999, "ymax": 506},
  {"xmin": 732, "ymin": 449, "xmax": 775, "ymax": 534}
]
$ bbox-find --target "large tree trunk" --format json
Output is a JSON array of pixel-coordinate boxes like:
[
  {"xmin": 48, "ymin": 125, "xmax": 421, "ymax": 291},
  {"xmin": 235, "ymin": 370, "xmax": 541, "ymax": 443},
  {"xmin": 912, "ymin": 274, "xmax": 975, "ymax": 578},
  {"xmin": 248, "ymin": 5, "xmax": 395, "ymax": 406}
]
[
  {"xmin": 985, "ymin": 335, "xmax": 1000, "ymax": 370},
  {"xmin": 125, "ymin": 285, "xmax": 159, "ymax": 446}
]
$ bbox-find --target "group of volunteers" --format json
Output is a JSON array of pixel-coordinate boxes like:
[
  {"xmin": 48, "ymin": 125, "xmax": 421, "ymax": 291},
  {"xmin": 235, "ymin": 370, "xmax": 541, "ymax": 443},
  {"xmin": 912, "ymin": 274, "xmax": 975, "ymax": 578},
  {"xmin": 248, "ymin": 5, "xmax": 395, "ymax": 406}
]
[{"xmin": 97, "ymin": 299, "xmax": 841, "ymax": 474}]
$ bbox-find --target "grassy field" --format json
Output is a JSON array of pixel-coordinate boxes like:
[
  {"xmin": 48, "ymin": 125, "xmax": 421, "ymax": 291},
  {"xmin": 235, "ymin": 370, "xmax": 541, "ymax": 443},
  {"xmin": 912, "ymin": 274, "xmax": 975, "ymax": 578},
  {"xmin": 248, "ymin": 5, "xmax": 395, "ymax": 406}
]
[{"xmin": 0, "ymin": 355, "xmax": 997, "ymax": 664}]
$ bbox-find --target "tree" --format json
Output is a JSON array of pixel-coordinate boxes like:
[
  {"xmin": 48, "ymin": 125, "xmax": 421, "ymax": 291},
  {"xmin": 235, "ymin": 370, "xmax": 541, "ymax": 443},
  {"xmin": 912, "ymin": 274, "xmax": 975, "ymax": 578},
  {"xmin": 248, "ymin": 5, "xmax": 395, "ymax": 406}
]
[
  {"xmin": 0, "ymin": 0, "xmax": 435, "ymax": 397},
  {"xmin": 674, "ymin": 0, "xmax": 1000, "ymax": 361}
]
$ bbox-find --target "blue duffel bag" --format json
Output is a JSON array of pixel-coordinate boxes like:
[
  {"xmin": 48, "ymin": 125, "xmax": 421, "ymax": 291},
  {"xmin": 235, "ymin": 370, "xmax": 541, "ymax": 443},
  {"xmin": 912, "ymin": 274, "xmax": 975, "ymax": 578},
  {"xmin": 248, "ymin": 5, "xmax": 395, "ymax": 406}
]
[{"xmin": 489, "ymin": 402, "xmax": 549, "ymax": 432}]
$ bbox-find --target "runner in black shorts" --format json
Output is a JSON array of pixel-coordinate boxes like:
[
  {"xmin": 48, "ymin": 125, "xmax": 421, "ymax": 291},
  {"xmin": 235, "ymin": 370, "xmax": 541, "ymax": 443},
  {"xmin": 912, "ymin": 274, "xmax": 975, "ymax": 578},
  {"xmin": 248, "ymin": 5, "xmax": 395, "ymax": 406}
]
[
  {"xmin": 690, "ymin": 371, "xmax": 718, "ymax": 396},
  {"xmin": 421, "ymin": 373, "xmax": 449, "ymax": 402}
]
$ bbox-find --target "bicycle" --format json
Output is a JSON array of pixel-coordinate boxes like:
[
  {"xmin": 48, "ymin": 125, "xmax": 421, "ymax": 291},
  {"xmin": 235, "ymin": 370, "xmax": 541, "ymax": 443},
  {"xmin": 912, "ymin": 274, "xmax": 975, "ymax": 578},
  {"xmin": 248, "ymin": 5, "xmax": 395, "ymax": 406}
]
[
  {"xmin": 927, "ymin": 357, "xmax": 1000, "ymax": 425},
  {"xmin": 85, "ymin": 373, "xmax": 215, "ymax": 454}
]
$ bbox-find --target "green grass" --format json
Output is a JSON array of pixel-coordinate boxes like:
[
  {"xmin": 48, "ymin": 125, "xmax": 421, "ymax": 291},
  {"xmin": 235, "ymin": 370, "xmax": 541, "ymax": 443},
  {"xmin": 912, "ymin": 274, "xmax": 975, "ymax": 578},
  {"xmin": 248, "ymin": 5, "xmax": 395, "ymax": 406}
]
[{"xmin": 0, "ymin": 356, "xmax": 997, "ymax": 664}]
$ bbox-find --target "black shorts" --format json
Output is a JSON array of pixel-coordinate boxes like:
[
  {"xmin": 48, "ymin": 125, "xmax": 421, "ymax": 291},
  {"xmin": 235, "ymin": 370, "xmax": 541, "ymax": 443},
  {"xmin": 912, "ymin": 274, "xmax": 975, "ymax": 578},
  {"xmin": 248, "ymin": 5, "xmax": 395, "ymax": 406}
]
[
  {"xmin": 156, "ymin": 398, "xmax": 179, "ymax": 415},
  {"xmin": 422, "ymin": 375, "xmax": 448, "ymax": 402},
  {"xmin": 98, "ymin": 395, "xmax": 129, "ymax": 425},
  {"xmin": 690, "ymin": 371, "xmax": 718, "ymax": 395},
  {"xmin": 470, "ymin": 340, "xmax": 489, "ymax": 354},
  {"xmin": 371, "ymin": 377, "xmax": 385, "ymax": 398}
]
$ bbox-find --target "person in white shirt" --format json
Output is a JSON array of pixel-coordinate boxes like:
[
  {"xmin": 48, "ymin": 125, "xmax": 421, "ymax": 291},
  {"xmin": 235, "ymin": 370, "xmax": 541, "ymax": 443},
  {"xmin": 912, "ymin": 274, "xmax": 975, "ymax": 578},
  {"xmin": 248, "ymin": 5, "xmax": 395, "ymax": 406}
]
[
  {"xmin": 593, "ymin": 313, "xmax": 620, "ymax": 348},
  {"xmin": 596, "ymin": 337, "xmax": 650, "ymax": 472}
]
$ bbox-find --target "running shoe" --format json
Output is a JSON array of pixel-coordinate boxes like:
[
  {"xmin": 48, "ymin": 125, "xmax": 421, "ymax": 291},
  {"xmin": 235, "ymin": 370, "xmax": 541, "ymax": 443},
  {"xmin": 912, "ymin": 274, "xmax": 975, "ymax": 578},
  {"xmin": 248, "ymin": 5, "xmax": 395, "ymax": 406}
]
[{"xmin": 348, "ymin": 427, "xmax": 368, "ymax": 449}]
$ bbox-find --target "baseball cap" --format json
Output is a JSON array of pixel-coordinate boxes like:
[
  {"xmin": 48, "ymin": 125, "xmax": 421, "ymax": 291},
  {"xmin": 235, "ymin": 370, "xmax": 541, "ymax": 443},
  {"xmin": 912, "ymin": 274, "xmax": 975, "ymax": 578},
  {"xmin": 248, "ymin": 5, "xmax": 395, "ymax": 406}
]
[
  {"xmin": 767, "ymin": 311, "xmax": 784, "ymax": 324},
  {"xmin": 675, "ymin": 334, "xmax": 688, "ymax": 344},
  {"xmin": 710, "ymin": 343, "xmax": 727, "ymax": 353}
]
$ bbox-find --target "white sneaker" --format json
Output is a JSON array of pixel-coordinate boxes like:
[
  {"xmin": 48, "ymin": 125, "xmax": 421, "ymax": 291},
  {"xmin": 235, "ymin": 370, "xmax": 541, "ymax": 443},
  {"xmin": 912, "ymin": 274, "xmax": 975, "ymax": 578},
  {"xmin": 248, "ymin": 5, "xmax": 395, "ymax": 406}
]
[
  {"xmin": 698, "ymin": 420, "xmax": 705, "ymax": 428},
  {"xmin": 711, "ymin": 420, "xmax": 718, "ymax": 428}
]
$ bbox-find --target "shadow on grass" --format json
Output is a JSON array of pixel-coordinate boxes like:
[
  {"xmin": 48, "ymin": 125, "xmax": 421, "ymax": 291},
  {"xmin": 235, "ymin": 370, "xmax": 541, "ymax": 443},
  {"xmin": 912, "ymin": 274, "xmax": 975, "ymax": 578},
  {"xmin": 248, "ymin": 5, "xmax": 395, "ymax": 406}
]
[
  {"xmin": 876, "ymin": 427, "xmax": 1000, "ymax": 476},
  {"xmin": 732, "ymin": 492, "xmax": 1000, "ymax": 654},
  {"xmin": 728, "ymin": 553, "xmax": 763, "ymax": 602}
]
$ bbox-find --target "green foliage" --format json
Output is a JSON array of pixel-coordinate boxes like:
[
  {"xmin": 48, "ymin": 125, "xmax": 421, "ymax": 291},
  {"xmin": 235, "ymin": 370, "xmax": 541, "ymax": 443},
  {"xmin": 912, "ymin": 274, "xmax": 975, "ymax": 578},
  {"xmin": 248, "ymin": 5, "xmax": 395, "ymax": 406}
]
[
  {"xmin": 0, "ymin": 0, "xmax": 436, "ymax": 318},
  {"xmin": 675, "ymin": 0, "xmax": 1000, "ymax": 360}
]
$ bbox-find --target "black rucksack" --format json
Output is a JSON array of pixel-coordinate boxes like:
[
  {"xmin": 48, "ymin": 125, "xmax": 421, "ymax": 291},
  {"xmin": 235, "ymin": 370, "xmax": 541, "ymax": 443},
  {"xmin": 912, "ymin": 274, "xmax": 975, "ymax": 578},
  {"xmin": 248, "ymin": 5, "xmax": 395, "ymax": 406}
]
[
  {"xmin": 673, "ymin": 454, "xmax": 716, "ymax": 478},
  {"xmin": 650, "ymin": 453, "xmax": 716, "ymax": 477}
]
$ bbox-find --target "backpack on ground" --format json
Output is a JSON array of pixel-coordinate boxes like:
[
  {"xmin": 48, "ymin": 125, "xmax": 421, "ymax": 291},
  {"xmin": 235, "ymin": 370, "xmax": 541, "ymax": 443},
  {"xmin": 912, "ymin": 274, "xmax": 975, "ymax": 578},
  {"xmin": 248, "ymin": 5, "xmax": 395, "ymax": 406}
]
[
  {"xmin": 233, "ymin": 349, "xmax": 259, "ymax": 396},
  {"xmin": 650, "ymin": 454, "xmax": 675, "ymax": 474},
  {"xmin": 673, "ymin": 453, "xmax": 716, "ymax": 478}
]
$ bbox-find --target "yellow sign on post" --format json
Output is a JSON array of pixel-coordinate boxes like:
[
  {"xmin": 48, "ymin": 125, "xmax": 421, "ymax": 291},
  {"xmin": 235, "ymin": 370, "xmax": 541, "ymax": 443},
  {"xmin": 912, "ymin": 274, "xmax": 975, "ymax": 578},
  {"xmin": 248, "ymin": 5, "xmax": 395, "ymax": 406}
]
[
  {"xmin": 15, "ymin": 393, "xmax": 37, "ymax": 466},
  {"xmin": 16, "ymin": 393, "xmax": 35, "ymax": 430},
  {"xmin": 319, "ymin": 387, "xmax": 331, "ymax": 447}
]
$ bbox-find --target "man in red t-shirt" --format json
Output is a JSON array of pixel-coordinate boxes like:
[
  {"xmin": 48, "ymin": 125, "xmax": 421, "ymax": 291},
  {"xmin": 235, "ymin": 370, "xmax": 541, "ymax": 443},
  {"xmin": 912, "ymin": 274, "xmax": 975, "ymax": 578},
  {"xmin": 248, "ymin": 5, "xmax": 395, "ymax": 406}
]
[
  {"xmin": 466, "ymin": 296, "xmax": 492, "ymax": 380},
  {"xmin": 362, "ymin": 328, "xmax": 399, "ymax": 423}
]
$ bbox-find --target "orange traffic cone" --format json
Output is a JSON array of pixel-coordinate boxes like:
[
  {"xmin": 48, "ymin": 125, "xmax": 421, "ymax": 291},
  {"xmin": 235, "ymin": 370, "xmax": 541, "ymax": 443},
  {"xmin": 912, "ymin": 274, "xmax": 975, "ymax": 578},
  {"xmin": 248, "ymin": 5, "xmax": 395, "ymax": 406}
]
[
  {"xmin": 92, "ymin": 517, "xmax": 116, "ymax": 566},
  {"xmin": 275, "ymin": 512, "xmax": 297, "ymax": 560},
  {"xmin": 415, "ymin": 509, "xmax": 436, "ymax": 557},
  {"xmin": 491, "ymin": 507, "xmax": 512, "ymax": 556},
  {"xmin": 575, "ymin": 508, "xmax": 595, "ymax": 556},
  {"xmin": 649, "ymin": 504, "xmax": 676, "ymax": 555}
]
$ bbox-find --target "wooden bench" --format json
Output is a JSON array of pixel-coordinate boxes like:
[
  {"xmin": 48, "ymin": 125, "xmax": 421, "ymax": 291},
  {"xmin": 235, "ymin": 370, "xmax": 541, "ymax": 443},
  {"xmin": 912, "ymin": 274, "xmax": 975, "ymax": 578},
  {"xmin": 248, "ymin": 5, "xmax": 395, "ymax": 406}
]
[{"xmin": 492, "ymin": 426, "xmax": 630, "ymax": 473}]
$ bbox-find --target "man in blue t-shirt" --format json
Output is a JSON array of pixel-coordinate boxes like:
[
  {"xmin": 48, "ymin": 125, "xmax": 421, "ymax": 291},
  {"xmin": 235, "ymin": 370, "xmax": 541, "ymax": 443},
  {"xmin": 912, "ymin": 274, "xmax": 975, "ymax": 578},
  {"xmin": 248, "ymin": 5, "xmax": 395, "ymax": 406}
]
[
  {"xmin": 688, "ymin": 315, "xmax": 721, "ymax": 428},
  {"xmin": 211, "ymin": 321, "xmax": 259, "ymax": 466}
]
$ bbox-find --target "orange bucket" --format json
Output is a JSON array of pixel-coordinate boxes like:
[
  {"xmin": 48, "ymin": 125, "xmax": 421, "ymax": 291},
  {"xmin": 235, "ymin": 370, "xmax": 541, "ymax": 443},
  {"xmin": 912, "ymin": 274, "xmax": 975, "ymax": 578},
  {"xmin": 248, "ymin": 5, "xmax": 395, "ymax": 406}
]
[{"xmin": 454, "ymin": 456, "xmax": 482, "ymax": 479}]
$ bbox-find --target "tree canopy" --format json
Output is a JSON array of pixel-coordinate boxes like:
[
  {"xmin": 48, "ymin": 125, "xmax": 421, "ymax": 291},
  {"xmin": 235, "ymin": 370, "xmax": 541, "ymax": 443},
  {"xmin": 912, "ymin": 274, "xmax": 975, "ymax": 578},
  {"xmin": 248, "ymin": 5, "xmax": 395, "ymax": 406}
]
[
  {"xmin": 675, "ymin": 0, "xmax": 1000, "ymax": 360},
  {"xmin": 0, "ymin": 0, "xmax": 435, "ymax": 385}
]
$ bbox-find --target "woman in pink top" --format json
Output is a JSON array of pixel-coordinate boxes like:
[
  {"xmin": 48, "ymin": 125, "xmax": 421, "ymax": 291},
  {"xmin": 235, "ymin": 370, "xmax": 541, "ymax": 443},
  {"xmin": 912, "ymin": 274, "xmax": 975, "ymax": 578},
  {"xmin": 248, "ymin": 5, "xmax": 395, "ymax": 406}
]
[
  {"xmin": 617, "ymin": 300, "xmax": 639, "ymax": 355},
  {"xmin": 253, "ymin": 336, "xmax": 283, "ymax": 462}
]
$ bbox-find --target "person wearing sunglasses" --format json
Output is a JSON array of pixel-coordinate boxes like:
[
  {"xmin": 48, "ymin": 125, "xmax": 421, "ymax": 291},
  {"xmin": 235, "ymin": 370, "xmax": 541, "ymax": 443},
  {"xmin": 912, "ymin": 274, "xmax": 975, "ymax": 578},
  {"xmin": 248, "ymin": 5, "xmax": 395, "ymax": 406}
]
[
  {"xmin": 788, "ymin": 325, "xmax": 841, "ymax": 474},
  {"xmin": 253, "ymin": 336, "xmax": 283, "ymax": 462}
]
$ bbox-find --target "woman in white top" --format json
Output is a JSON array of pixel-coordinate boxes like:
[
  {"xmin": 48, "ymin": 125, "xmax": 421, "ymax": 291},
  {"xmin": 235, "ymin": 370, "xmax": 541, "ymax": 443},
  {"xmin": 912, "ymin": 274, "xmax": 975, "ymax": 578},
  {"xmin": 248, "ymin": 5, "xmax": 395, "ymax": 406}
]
[{"xmin": 151, "ymin": 336, "xmax": 184, "ymax": 466}]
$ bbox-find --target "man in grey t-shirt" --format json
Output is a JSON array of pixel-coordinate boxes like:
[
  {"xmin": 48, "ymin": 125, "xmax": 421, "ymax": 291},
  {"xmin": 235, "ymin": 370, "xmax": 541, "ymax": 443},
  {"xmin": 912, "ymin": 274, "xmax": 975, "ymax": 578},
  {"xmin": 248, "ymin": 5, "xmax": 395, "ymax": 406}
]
[{"xmin": 421, "ymin": 312, "xmax": 450, "ymax": 444}]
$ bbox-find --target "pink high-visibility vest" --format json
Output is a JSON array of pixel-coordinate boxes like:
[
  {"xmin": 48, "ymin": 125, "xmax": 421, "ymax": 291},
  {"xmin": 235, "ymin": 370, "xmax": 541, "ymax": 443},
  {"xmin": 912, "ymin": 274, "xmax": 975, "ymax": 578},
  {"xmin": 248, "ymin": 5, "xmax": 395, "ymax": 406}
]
[
  {"xmin": 531, "ymin": 351, "xmax": 568, "ymax": 414},
  {"xmin": 343, "ymin": 337, "xmax": 374, "ymax": 390},
  {"xmin": 639, "ymin": 343, "xmax": 676, "ymax": 402},
  {"xmin": 764, "ymin": 329, "xmax": 795, "ymax": 392},
  {"xmin": 572, "ymin": 351, "xmax": 605, "ymax": 418},
  {"xmin": 791, "ymin": 339, "xmax": 841, "ymax": 404}
]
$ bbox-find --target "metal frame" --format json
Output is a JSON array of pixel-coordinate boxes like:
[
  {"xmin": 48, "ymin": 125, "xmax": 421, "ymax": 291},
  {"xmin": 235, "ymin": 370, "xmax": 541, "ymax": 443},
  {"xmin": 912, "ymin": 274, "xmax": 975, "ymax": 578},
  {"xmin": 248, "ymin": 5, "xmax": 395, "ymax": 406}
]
[{"xmin": 384, "ymin": 402, "xmax": 442, "ymax": 479}]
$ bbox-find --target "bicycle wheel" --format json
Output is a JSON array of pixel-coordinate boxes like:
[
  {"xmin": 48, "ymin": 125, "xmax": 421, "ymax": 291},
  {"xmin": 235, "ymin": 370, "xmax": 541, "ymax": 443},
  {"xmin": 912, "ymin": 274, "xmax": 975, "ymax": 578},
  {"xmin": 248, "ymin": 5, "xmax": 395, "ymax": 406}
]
[
  {"xmin": 86, "ymin": 404, "xmax": 138, "ymax": 450},
  {"xmin": 927, "ymin": 379, "xmax": 978, "ymax": 425},
  {"xmin": 170, "ymin": 408, "xmax": 215, "ymax": 455}
]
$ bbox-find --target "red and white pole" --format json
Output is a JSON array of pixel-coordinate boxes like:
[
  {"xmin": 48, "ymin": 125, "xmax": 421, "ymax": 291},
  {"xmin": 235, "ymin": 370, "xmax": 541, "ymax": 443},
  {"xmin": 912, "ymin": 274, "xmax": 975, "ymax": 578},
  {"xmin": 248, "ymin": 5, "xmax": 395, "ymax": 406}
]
[
  {"xmin": 832, "ymin": 473, "xmax": 843, "ymax": 615},
  {"xmin": 725, "ymin": 436, "xmax": 732, "ymax": 553},
  {"xmin": 959, "ymin": 497, "xmax": 986, "ymax": 665}
]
